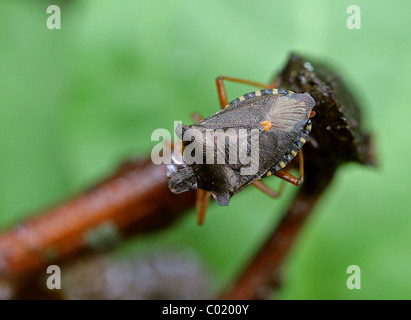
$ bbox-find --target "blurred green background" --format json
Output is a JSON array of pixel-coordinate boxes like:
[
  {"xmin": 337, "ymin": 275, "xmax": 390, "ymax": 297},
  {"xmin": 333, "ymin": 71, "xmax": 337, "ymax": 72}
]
[{"xmin": 0, "ymin": 0, "xmax": 410, "ymax": 299}]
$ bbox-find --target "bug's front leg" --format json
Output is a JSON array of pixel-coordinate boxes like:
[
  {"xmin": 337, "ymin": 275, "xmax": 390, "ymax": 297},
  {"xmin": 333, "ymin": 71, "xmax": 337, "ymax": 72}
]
[{"xmin": 215, "ymin": 76, "xmax": 278, "ymax": 109}]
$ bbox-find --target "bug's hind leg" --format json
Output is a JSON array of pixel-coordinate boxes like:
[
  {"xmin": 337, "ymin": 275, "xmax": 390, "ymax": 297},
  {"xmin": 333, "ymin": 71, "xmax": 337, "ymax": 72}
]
[
  {"xmin": 252, "ymin": 180, "xmax": 285, "ymax": 198},
  {"xmin": 216, "ymin": 76, "xmax": 278, "ymax": 109},
  {"xmin": 253, "ymin": 150, "xmax": 304, "ymax": 196},
  {"xmin": 274, "ymin": 150, "xmax": 305, "ymax": 186}
]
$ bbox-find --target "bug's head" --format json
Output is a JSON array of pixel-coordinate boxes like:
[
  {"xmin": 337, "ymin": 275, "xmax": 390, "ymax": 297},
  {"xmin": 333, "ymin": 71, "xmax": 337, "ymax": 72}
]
[
  {"xmin": 167, "ymin": 163, "xmax": 197, "ymax": 194},
  {"xmin": 166, "ymin": 124, "xmax": 199, "ymax": 194}
]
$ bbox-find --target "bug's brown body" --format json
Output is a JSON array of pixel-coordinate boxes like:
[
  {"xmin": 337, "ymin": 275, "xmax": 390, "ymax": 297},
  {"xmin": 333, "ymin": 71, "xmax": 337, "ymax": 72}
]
[{"xmin": 169, "ymin": 89, "xmax": 315, "ymax": 206}]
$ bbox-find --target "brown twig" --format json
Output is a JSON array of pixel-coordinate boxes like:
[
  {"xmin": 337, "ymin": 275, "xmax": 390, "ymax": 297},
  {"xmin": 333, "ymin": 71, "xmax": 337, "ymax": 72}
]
[
  {"xmin": 220, "ymin": 155, "xmax": 337, "ymax": 299},
  {"xmin": 220, "ymin": 53, "xmax": 375, "ymax": 299},
  {"xmin": 0, "ymin": 158, "xmax": 195, "ymax": 282}
]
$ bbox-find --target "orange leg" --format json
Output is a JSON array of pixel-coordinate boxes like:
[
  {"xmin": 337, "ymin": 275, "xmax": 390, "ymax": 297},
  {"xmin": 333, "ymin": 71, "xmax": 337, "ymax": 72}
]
[
  {"xmin": 189, "ymin": 113, "xmax": 212, "ymax": 225},
  {"xmin": 191, "ymin": 113, "xmax": 203, "ymax": 123},
  {"xmin": 216, "ymin": 75, "xmax": 278, "ymax": 108},
  {"xmin": 274, "ymin": 150, "xmax": 305, "ymax": 186},
  {"xmin": 253, "ymin": 149, "xmax": 304, "ymax": 196},
  {"xmin": 196, "ymin": 188, "xmax": 211, "ymax": 225},
  {"xmin": 252, "ymin": 180, "xmax": 286, "ymax": 198}
]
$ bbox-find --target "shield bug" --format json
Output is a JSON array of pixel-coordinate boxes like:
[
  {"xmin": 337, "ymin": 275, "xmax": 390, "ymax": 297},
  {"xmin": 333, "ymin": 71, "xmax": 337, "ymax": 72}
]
[{"xmin": 167, "ymin": 76, "xmax": 315, "ymax": 224}]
